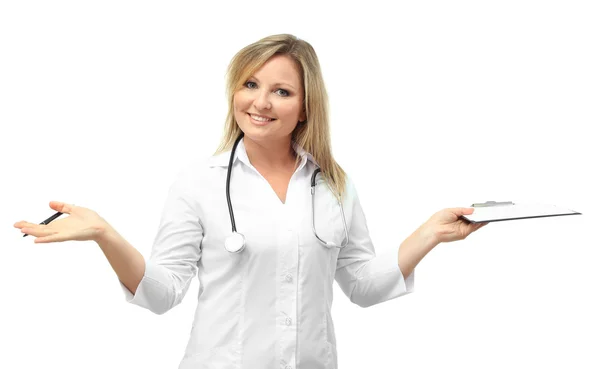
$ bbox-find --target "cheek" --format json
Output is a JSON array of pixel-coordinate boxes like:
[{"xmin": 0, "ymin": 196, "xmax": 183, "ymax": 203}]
[
  {"xmin": 276, "ymin": 102, "xmax": 303, "ymax": 121},
  {"xmin": 233, "ymin": 93, "xmax": 249, "ymax": 112}
]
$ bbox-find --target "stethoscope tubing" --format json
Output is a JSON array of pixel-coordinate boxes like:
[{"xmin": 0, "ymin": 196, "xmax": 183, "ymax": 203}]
[{"xmin": 225, "ymin": 132, "xmax": 348, "ymax": 252}]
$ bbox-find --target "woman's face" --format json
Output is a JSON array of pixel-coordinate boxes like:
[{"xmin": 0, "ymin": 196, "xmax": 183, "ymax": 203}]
[{"xmin": 233, "ymin": 54, "xmax": 306, "ymax": 145}]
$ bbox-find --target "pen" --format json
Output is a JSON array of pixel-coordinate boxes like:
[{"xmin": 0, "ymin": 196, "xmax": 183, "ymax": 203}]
[
  {"xmin": 471, "ymin": 201, "xmax": 514, "ymax": 207},
  {"xmin": 23, "ymin": 211, "xmax": 63, "ymax": 237}
]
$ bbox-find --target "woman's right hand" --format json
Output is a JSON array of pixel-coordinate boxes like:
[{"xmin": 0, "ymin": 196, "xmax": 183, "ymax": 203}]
[{"xmin": 14, "ymin": 201, "xmax": 110, "ymax": 244}]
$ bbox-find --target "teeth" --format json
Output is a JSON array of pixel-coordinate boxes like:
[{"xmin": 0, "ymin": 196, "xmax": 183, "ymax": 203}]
[{"xmin": 250, "ymin": 114, "xmax": 273, "ymax": 122}]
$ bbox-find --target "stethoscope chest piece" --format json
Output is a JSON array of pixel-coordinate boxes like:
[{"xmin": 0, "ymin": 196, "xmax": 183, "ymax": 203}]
[{"xmin": 225, "ymin": 232, "xmax": 246, "ymax": 253}]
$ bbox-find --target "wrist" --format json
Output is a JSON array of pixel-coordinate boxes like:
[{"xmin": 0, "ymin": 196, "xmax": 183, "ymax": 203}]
[
  {"xmin": 397, "ymin": 224, "xmax": 439, "ymax": 277},
  {"xmin": 416, "ymin": 224, "xmax": 439, "ymax": 251},
  {"xmin": 93, "ymin": 222, "xmax": 114, "ymax": 244}
]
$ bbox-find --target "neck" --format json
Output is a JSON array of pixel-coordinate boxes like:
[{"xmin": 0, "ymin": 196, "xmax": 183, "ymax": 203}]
[{"xmin": 243, "ymin": 136, "xmax": 297, "ymax": 170}]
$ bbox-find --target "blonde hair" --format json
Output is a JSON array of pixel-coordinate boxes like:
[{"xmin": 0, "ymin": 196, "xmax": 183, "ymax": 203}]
[{"xmin": 214, "ymin": 34, "xmax": 347, "ymax": 200}]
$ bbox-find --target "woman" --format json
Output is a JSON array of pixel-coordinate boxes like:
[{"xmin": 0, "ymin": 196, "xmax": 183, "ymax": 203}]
[{"xmin": 14, "ymin": 34, "xmax": 487, "ymax": 369}]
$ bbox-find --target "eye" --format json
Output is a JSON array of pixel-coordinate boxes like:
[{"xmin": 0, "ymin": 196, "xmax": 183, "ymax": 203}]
[
  {"xmin": 244, "ymin": 81, "xmax": 257, "ymax": 89},
  {"xmin": 275, "ymin": 89, "xmax": 289, "ymax": 97}
]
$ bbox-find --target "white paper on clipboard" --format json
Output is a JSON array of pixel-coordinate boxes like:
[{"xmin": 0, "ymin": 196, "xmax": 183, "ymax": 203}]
[{"xmin": 461, "ymin": 202, "xmax": 581, "ymax": 223}]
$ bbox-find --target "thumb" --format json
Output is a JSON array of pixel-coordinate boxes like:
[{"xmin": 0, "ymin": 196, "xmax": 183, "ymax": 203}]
[
  {"xmin": 449, "ymin": 207, "xmax": 475, "ymax": 215},
  {"xmin": 49, "ymin": 201, "xmax": 74, "ymax": 214}
]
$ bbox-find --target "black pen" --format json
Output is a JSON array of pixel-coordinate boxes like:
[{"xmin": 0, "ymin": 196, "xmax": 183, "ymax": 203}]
[{"xmin": 23, "ymin": 211, "xmax": 63, "ymax": 237}]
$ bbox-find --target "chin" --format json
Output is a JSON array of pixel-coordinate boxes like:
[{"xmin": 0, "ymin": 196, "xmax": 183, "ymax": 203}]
[{"xmin": 244, "ymin": 131, "xmax": 274, "ymax": 143}]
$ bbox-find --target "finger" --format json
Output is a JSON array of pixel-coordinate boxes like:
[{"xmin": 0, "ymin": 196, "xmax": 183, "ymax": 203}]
[
  {"xmin": 49, "ymin": 201, "xmax": 75, "ymax": 214},
  {"xmin": 473, "ymin": 222, "xmax": 487, "ymax": 231},
  {"xmin": 464, "ymin": 222, "xmax": 478, "ymax": 233},
  {"xmin": 27, "ymin": 227, "xmax": 72, "ymax": 243},
  {"xmin": 16, "ymin": 221, "xmax": 46, "ymax": 231},
  {"xmin": 448, "ymin": 207, "xmax": 475, "ymax": 215},
  {"xmin": 34, "ymin": 233, "xmax": 68, "ymax": 244},
  {"xmin": 14, "ymin": 221, "xmax": 38, "ymax": 228},
  {"xmin": 21, "ymin": 225, "xmax": 55, "ymax": 238}
]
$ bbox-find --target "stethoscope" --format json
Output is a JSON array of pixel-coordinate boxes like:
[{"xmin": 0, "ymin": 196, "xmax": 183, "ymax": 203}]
[{"xmin": 224, "ymin": 132, "xmax": 349, "ymax": 253}]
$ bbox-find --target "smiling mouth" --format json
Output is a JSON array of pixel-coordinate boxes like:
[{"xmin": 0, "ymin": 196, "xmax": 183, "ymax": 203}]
[{"xmin": 248, "ymin": 113, "xmax": 275, "ymax": 122}]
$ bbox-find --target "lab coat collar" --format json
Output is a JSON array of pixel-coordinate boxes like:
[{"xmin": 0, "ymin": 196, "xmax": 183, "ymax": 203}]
[{"xmin": 208, "ymin": 138, "xmax": 318, "ymax": 169}]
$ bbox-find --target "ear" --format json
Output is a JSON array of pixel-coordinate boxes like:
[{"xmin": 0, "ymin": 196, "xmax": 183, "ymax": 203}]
[{"xmin": 298, "ymin": 108, "xmax": 306, "ymax": 123}]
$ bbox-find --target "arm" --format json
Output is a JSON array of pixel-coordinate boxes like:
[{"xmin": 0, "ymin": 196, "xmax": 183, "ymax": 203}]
[
  {"xmin": 107, "ymin": 167, "xmax": 204, "ymax": 315},
  {"xmin": 335, "ymin": 178, "xmax": 415, "ymax": 308},
  {"xmin": 95, "ymin": 224, "xmax": 146, "ymax": 296},
  {"xmin": 399, "ymin": 207, "xmax": 488, "ymax": 277},
  {"xmin": 334, "ymin": 177, "xmax": 487, "ymax": 308},
  {"xmin": 397, "ymin": 225, "xmax": 438, "ymax": 279}
]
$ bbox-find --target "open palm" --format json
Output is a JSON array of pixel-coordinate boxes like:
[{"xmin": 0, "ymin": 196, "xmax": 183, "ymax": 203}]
[{"xmin": 14, "ymin": 201, "xmax": 109, "ymax": 243}]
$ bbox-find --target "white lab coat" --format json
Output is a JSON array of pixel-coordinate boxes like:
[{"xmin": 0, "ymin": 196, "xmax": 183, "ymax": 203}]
[{"xmin": 120, "ymin": 138, "xmax": 414, "ymax": 369}]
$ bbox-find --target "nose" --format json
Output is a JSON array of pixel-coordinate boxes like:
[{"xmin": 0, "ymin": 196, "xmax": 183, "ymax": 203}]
[{"xmin": 253, "ymin": 89, "xmax": 272, "ymax": 111}]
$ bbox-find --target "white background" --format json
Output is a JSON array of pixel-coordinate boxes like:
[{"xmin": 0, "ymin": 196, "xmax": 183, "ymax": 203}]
[{"xmin": 1, "ymin": 1, "xmax": 599, "ymax": 368}]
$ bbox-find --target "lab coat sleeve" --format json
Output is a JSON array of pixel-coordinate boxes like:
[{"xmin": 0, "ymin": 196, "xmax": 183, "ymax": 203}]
[
  {"xmin": 119, "ymin": 166, "xmax": 203, "ymax": 315},
  {"xmin": 334, "ymin": 177, "xmax": 414, "ymax": 308}
]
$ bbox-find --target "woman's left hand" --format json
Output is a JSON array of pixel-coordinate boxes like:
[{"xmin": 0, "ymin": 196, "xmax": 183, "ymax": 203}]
[{"xmin": 423, "ymin": 207, "xmax": 488, "ymax": 244}]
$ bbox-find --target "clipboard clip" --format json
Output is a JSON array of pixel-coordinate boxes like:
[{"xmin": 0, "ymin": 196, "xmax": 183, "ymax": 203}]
[{"xmin": 471, "ymin": 201, "xmax": 514, "ymax": 207}]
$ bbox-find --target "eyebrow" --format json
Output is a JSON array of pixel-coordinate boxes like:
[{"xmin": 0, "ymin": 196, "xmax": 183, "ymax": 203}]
[{"xmin": 249, "ymin": 76, "xmax": 298, "ymax": 91}]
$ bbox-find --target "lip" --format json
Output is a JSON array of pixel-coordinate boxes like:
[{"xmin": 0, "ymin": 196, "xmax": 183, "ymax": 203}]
[
  {"xmin": 247, "ymin": 113, "xmax": 276, "ymax": 126},
  {"xmin": 247, "ymin": 112, "xmax": 275, "ymax": 120}
]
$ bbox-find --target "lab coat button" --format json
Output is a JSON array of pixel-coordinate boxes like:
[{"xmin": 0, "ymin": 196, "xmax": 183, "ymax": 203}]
[
  {"xmin": 285, "ymin": 274, "xmax": 293, "ymax": 282},
  {"xmin": 285, "ymin": 317, "xmax": 292, "ymax": 326}
]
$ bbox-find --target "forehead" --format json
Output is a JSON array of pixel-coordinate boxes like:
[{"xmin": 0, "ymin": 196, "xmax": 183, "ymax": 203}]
[{"xmin": 253, "ymin": 54, "xmax": 302, "ymax": 87}]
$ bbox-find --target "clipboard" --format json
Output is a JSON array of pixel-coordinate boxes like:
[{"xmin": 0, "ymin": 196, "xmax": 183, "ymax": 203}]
[{"xmin": 461, "ymin": 201, "xmax": 582, "ymax": 223}]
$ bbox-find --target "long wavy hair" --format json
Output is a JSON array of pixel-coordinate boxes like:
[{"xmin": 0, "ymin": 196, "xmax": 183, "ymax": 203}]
[{"xmin": 213, "ymin": 34, "xmax": 347, "ymax": 200}]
